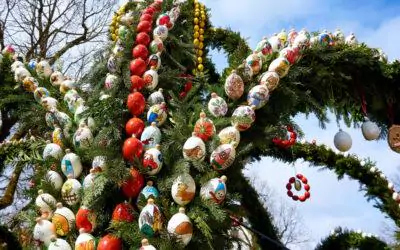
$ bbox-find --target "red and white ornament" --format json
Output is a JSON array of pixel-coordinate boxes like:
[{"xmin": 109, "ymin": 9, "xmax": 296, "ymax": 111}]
[
  {"xmin": 133, "ymin": 44, "xmax": 149, "ymax": 60},
  {"xmin": 193, "ymin": 112, "xmax": 216, "ymax": 141},
  {"xmin": 171, "ymin": 173, "xmax": 196, "ymax": 206},
  {"xmin": 247, "ymin": 84, "xmax": 269, "ymax": 109},
  {"xmin": 272, "ymin": 125, "xmax": 297, "ymax": 149},
  {"xmin": 286, "ymin": 174, "xmax": 311, "ymax": 202},
  {"xmin": 183, "ymin": 132, "xmax": 206, "ymax": 161},
  {"xmin": 141, "ymin": 122, "xmax": 162, "ymax": 150},
  {"xmin": 208, "ymin": 93, "xmax": 228, "ymax": 117},
  {"xmin": 130, "ymin": 75, "xmax": 145, "ymax": 91},
  {"xmin": 75, "ymin": 229, "xmax": 96, "ymax": 250},
  {"xmin": 136, "ymin": 32, "xmax": 151, "ymax": 46},
  {"xmin": 97, "ymin": 234, "xmax": 123, "ymax": 250},
  {"xmin": 126, "ymin": 117, "xmax": 145, "ymax": 137},
  {"xmin": 268, "ymin": 57, "xmax": 290, "ymax": 78},
  {"xmin": 210, "ymin": 143, "xmax": 236, "ymax": 171},
  {"xmin": 130, "ymin": 58, "xmax": 147, "ymax": 76},
  {"xmin": 147, "ymin": 53, "xmax": 162, "ymax": 70},
  {"xmin": 105, "ymin": 73, "xmax": 119, "ymax": 89},
  {"xmin": 218, "ymin": 126, "xmax": 241, "ymax": 148},
  {"xmin": 200, "ymin": 175, "xmax": 227, "ymax": 204},
  {"xmin": 167, "ymin": 207, "xmax": 193, "ymax": 246},
  {"xmin": 231, "ymin": 106, "xmax": 256, "ymax": 131},
  {"xmin": 245, "ymin": 53, "xmax": 263, "ymax": 75},
  {"xmin": 153, "ymin": 25, "xmax": 169, "ymax": 41},
  {"xmin": 143, "ymin": 145, "xmax": 163, "ymax": 175},
  {"xmin": 35, "ymin": 190, "xmax": 57, "ymax": 219},
  {"xmin": 149, "ymin": 38, "xmax": 164, "ymax": 54},
  {"xmin": 259, "ymin": 71, "xmax": 280, "ymax": 92},
  {"xmin": 147, "ymin": 102, "xmax": 167, "ymax": 126},
  {"xmin": 143, "ymin": 67, "xmax": 159, "ymax": 90}
]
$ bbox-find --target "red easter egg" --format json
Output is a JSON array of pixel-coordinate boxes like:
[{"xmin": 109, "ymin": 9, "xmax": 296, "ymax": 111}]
[
  {"xmin": 158, "ymin": 15, "xmax": 170, "ymax": 26},
  {"xmin": 122, "ymin": 135, "xmax": 143, "ymax": 161},
  {"xmin": 301, "ymin": 177, "xmax": 308, "ymax": 184},
  {"xmin": 132, "ymin": 44, "xmax": 149, "ymax": 60},
  {"xmin": 127, "ymin": 91, "xmax": 145, "ymax": 116},
  {"xmin": 112, "ymin": 202, "xmax": 135, "ymax": 222},
  {"xmin": 299, "ymin": 195, "xmax": 306, "ymax": 202},
  {"xmin": 292, "ymin": 195, "xmax": 299, "ymax": 201},
  {"xmin": 287, "ymin": 191, "xmax": 293, "ymax": 197},
  {"xmin": 296, "ymin": 173, "xmax": 303, "ymax": 179},
  {"xmin": 184, "ymin": 81, "xmax": 193, "ymax": 92},
  {"xmin": 130, "ymin": 59, "xmax": 147, "ymax": 77},
  {"xmin": 286, "ymin": 183, "xmax": 292, "ymax": 190},
  {"xmin": 179, "ymin": 92, "xmax": 187, "ymax": 99},
  {"xmin": 150, "ymin": 2, "xmax": 161, "ymax": 12},
  {"xmin": 98, "ymin": 234, "xmax": 123, "ymax": 250},
  {"xmin": 125, "ymin": 117, "xmax": 145, "ymax": 137},
  {"xmin": 304, "ymin": 184, "xmax": 310, "ymax": 191},
  {"xmin": 305, "ymin": 191, "xmax": 310, "ymax": 199},
  {"xmin": 121, "ymin": 168, "xmax": 145, "ymax": 198},
  {"xmin": 143, "ymin": 7, "xmax": 155, "ymax": 16},
  {"xmin": 140, "ymin": 14, "xmax": 153, "ymax": 22},
  {"xmin": 137, "ymin": 21, "xmax": 152, "ymax": 33},
  {"xmin": 289, "ymin": 177, "xmax": 295, "ymax": 183},
  {"xmin": 76, "ymin": 206, "xmax": 96, "ymax": 233},
  {"xmin": 130, "ymin": 75, "xmax": 145, "ymax": 92},
  {"xmin": 136, "ymin": 32, "xmax": 151, "ymax": 46}
]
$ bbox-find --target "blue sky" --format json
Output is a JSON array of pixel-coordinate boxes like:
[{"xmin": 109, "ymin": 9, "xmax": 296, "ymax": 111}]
[{"xmin": 201, "ymin": 0, "xmax": 400, "ymax": 249}]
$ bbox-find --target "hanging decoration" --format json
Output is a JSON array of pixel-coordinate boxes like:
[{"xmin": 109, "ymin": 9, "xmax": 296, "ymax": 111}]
[
  {"xmin": 200, "ymin": 175, "xmax": 227, "ymax": 204},
  {"xmin": 272, "ymin": 125, "xmax": 297, "ymax": 149},
  {"xmin": 52, "ymin": 203, "xmax": 76, "ymax": 236},
  {"xmin": 361, "ymin": 118, "xmax": 381, "ymax": 141},
  {"xmin": 193, "ymin": 0, "xmax": 207, "ymax": 75},
  {"xmin": 286, "ymin": 174, "xmax": 311, "ymax": 202},
  {"xmin": 388, "ymin": 125, "xmax": 400, "ymax": 153},
  {"xmin": 167, "ymin": 207, "xmax": 193, "ymax": 246},
  {"xmin": 138, "ymin": 199, "xmax": 164, "ymax": 237},
  {"xmin": 333, "ymin": 129, "xmax": 352, "ymax": 152},
  {"xmin": 171, "ymin": 173, "xmax": 196, "ymax": 206},
  {"xmin": 183, "ymin": 132, "xmax": 206, "ymax": 161}
]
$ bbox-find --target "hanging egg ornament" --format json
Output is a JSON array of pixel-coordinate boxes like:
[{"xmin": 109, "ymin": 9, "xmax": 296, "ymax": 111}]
[
  {"xmin": 268, "ymin": 57, "xmax": 290, "ymax": 78},
  {"xmin": 208, "ymin": 93, "xmax": 228, "ymax": 117},
  {"xmin": 387, "ymin": 125, "xmax": 400, "ymax": 153},
  {"xmin": 28, "ymin": 59, "xmax": 37, "ymax": 69},
  {"xmin": 247, "ymin": 84, "xmax": 269, "ymax": 109},
  {"xmin": 268, "ymin": 34, "xmax": 283, "ymax": 52},
  {"xmin": 147, "ymin": 102, "xmax": 167, "ymax": 126},
  {"xmin": 33, "ymin": 218, "xmax": 56, "ymax": 247},
  {"xmin": 45, "ymin": 170, "xmax": 63, "ymax": 191},
  {"xmin": 60, "ymin": 79, "xmax": 77, "ymax": 94},
  {"xmin": 127, "ymin": 91, "xmax": 146, "ymax": 116},
  {"xmin": 75, "ymin": 229, "xmax": 96, "ymax": 250},
  {"xmin": 14, "ymin": 67, "xmax": 31, "ymax": 82},
  {"xmin": 140, "ymin": 239, "xmax": 157, "ymax": 250},
  {"xmin": 149, "ymin": 38, "xmax": 164, "ymax": 54},
  {"xmin": 130, "ymin": 58, "xmax": 147, "ymax": 76},
  {"xmin": 126, "ymin": 117, "xmax": 145, "ymax": 137},
  {"xmin": 92, "ymin": 156, "xmax": 106, "ymax": 171},
  {"xmin": 112, "ymin": 201, "xmax": 135, "ymax": 223},
  {"xmin": 42, "ymin": 97, "xmax": 59, "ymax": 111},
  {"xmin": 183, "ymin": 132, "xmax": 206, "ymax": 161},
  {"xmin": 193, "ymin": 112, "xmax": 216, "ymax": 141},
  {"xmin": 2, "ymin": 45, "xmax": 15, "ymax": 56},
  {"xmin": 130, "ymin": 75, "xmax": 145, "ymax": 91},
  {"xmin": 122, "ymin": 134, "xmax": 143, "ymax": 161},
  {"xmin": 83, "ymin": 169, "xmax": 97, "ymax": 190},
  {"xmin": 260, "ymin": 71, "xmax": 280, "ymax": 92},
  {"xmin": 113, "ymin": 40, "xmax": 125, "ymax": 57},
  {"xmin": 64, "ymin": 90, "xmax": 84, "ymax": 113},
  {"xmin": 245, "ymin": 53, "xmax": 262, "ymax": 75},
  {"xmin": 279, "ymin": 46, "xmax": 301, "ymax": 65},
  {"xmin": 35, "ymin": 190, "xmax": 57, "ymax": 219},
  {"xmin": 200, "ymin": 175, "xmax": 227, "ymax": 204},
  {"xmin": 218, "ymin": 126, "xmax": 241, "ymax": 148},
  {"xmin": 255, "ymin": 37, "xmax": 273, "ymax": 55},
  {"xmin": 210, "ymin": 143, "xmax": 236, "ymax": 171},
  {"xmin": 61, "ymin": 149, "xmax": 82, "ymax": 178},
  {"xmin": 97, "ymin": 234, "xmax": 123, "ymax": 250},
  {"xmin": 333, "ymin": 129, "xmax": 352, "ymax": 152},
  {"xmin": 22, "ymin": 76, "xmax": 39, "ymax": 92},
  {"xmin": 288, "ymin": 29, "xmax": 298, "ymax": 46},
  {"xmin": 143, "ymin": 145, "xmax": 163, "ymax": 175},
  {"xmin": 122, "ymin": 168, "xmax": 145, "ymax": 198},
  {"xmin": 133, "ymin": 44, "xmax": 149, "ymax": 60},
  {"xmin": 43, "ymin": 140, "xmax": 63, "ymax": 160},
  {"xmin": 231, "ymin": 105, "xmax": 256, "ymax": 131},
  {"xmin": 48, "ymin": 236, "xmax": 72, "ymax": 250},
  {"xmin": 147, "ymin": 53, "xmax": 162, "ymax": 70},
  {"xmin": 50, "ymin": 71, "xmax": 64, "ymax": 86},
  {"xmin": 52, "ymin": 126, "xmax": 64, "ymax": 147},
  {"xmin": 36, "ymin": 60, "xmax": 53, "ymax": 77},
  {"xmin": 345, "ymin": 32, "xmax": 358, "ymax": 46},
  {"xmin": 138, "ymin": 199, "xmax": 163, "ymax": 237},
  {"xmin": 138, "ymin": 181, "xmax": 160, "ymax": 210},
  {"xmin": 11, "ymin": 60, "xmax": 24, "ymax": 72},
  {"xmin": 107, "ymin": 55, "xmax": 119, "ymax": 73},
  {"xmin": 167, "ymin": 207, "xmax": 193, "ymax": 246},
  {"xmin": 361, "ymin": 118, "xmax": 381, "ymax": 141},
  {"xmin": 148, "ymin": 88, "xmax": 165, "ymax": 105},
  {"xmin": 225, "ymin": 70, "xmax": 244, "ymax": 100},
  {"xmin": 74, "ymin": 105, "xmax": 88, "ymax": 124},
  {"xmin": 143, "ymin": 67, "xmax": 159, "ymax": 90},
  {"xmin": 157, "ymin": 13, "xmax": 173, "ymax": 29},
  {"xmin": 153, "ymin": 25, "xmax": 169, "ymax": 41},
  {"xmin": 73, "ymin": 123, "xmax": 93, "ymax": 148},
  {"xmin": 333, "ymin": 29, "xmax": 345, "ymax": 43},
  {"xmin": 293, "ymin": 30, "xmax": 310, "ymax": 50},
  {"xmin": 278, "ymin": 29, "xmax": 288, "ymax": 46},
  {"xmin": 76, "ymin": 206, "xmax": 96, "ymax": 233},
  {"xmin": 136, "ymin": 32, "xmax": 151, "ymax": 46},
  {"xmin": 141, "ymin": 122, "xmax": 162, "ymax": 150},
  {"xmin": 52, "ymin": 203, "xmax": 75, "ymax": 236},
  {"xmin": 34, "ymin": 87, "xmax": 50, "ymax": 102},
  {"xmin": 104, "ymin": 73, "xmax": 119, "ymax": 89},
  {"xmin": 118, "ymin": 25, "xmax": 130, "ymax": 42},
  {"xmin": 61, "ymin": 176, "xmax": 82, "ymax": 206},
  {"xmin": 171, "ymin": 173, "xmax": 196, "ymax": 206}
]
